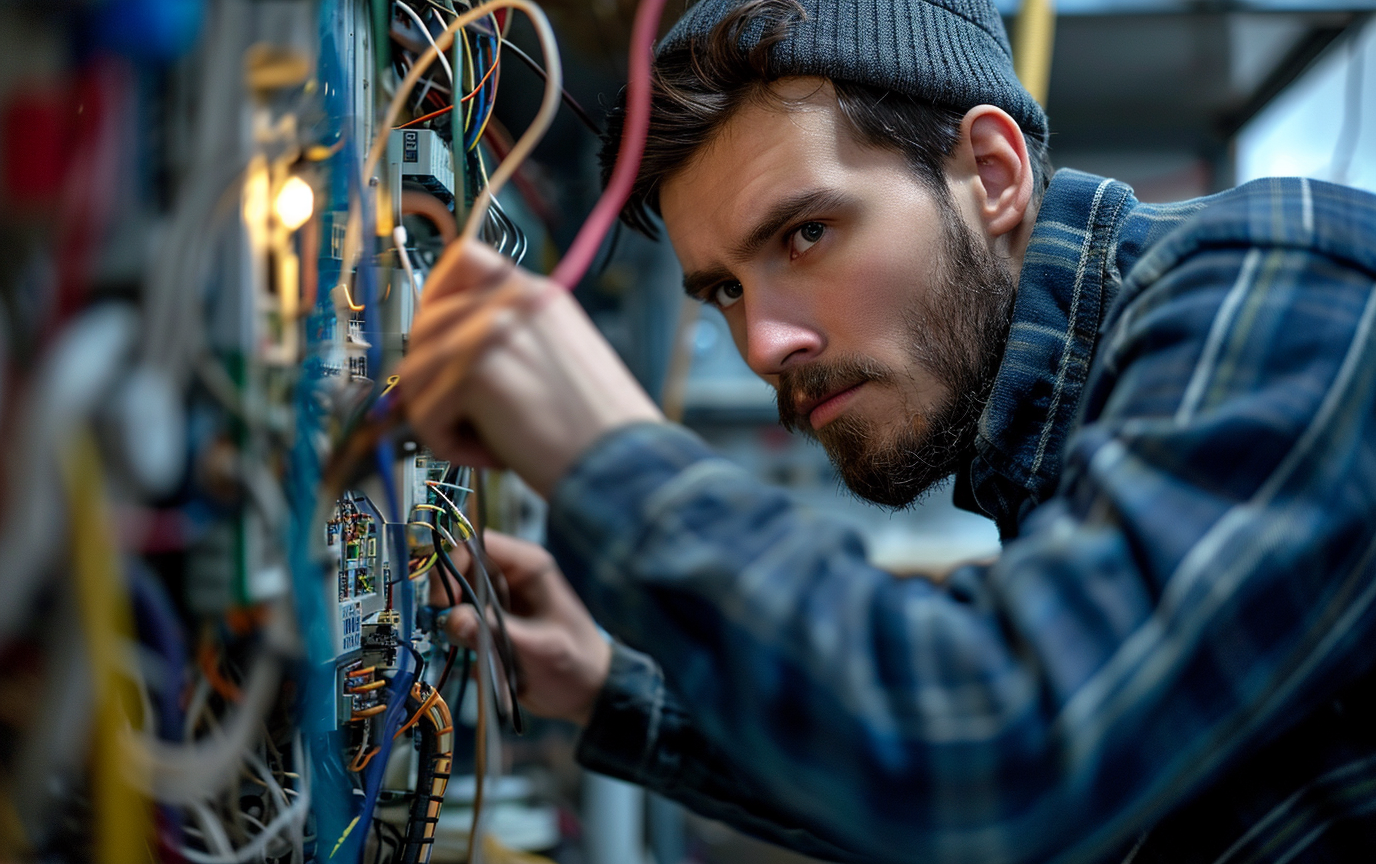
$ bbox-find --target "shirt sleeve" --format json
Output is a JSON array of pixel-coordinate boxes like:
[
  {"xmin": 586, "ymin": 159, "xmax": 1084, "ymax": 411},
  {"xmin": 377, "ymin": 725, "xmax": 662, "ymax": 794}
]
[
  {"xmin": 576, "ymin": 641, "xmax": 866, "ymax": 862},
  {"xmin": 548, "ymin": 241, "xmax": 1376, "ymax": 864}
]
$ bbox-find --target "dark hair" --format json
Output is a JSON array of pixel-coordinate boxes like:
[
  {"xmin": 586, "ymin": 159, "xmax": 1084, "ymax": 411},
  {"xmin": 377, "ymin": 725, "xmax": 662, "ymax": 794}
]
[{"xmin": 601, "ymin": 0, "xmax": 1053, "ymax": 238}]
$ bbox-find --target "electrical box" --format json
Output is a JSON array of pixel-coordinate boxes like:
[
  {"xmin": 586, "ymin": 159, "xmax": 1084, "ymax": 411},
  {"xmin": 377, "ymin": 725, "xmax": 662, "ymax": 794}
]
[{"xmin": 389, "ymin": 127, "xmax": 455, "ymax": 203}]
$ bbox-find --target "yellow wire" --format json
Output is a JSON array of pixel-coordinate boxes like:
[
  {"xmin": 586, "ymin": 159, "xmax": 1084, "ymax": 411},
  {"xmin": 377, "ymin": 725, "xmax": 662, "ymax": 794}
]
[
  {"xmin": 409, "ymin": 554, "xmax": 439, "ymax": 580},
  {"xmin": 65, "ymin": 430, "xmax": 150, "ymax": 864},
  {"xmin": 340, "ymin": 282, "xmax": 366, "ymax": 312},
  {"xmin": 329, "ymin": 815, "xmax": 360, "ymax": 858},
  {"xmin": 461, "ymin": 25, "xmax": 477, "ymax": 137},
  {"xmin": 359, "ymin": 0, "xmax": 562, "ymax": 245},
  {"xmin": 466, "ymin": 20, "xmax": 504, "ymax": 152}
]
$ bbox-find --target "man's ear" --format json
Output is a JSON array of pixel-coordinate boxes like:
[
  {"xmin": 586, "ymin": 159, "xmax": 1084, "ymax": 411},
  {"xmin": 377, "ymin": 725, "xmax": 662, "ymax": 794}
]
[{"xmin": 956, "ymin": 105, "xmax": 1034, "ymax": 239}]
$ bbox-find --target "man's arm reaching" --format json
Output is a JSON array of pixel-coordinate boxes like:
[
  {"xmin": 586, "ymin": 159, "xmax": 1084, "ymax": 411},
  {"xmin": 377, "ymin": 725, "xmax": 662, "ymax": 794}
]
[
  {"xmin": 541, "ymin": 241, "xmax": 1376, "ymax": 863},
  {"xmin": 405, "ymin": 206, "xmax": 1376, "ymax": 863}
]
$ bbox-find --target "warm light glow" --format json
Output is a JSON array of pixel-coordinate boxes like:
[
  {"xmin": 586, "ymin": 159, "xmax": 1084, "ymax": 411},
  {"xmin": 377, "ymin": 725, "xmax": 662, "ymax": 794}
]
[{"xmin": 274, "ymin": 175, "xmax": 315, "ymax": 231}]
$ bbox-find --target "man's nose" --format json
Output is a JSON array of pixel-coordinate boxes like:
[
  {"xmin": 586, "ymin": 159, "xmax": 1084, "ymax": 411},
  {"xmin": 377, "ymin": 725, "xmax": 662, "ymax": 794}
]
[{"xmin": 740, "ymin": 291, "xmax": 825, "ymax": 378}]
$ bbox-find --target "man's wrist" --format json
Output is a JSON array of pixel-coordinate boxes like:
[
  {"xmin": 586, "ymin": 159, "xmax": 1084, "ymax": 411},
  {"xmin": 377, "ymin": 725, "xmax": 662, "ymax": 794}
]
[
  {"xmin": 571, "ymin": 633, "xmax": 614, "ymax": 727},
  {"xmin": 576, "ymin": 642, "xmax": 675, "ymax": 784}
]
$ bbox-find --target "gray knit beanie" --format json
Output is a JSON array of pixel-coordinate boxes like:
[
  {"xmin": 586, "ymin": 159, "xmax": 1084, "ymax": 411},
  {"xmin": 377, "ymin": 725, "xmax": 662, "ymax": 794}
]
[{"xmin": 658, "ymin": 0, "xmax": 1049, "ymax": 143}]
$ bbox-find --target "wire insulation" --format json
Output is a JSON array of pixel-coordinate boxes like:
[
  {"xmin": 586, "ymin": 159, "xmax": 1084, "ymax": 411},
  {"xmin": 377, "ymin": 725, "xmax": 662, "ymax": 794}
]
[{"xmin": 549, "ymin": 0, "xmax": 666, "ymax": 288}]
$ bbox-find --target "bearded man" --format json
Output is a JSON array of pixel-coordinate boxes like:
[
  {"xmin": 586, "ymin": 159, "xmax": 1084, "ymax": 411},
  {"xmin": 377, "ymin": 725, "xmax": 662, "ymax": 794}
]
[{"xmin": 398, "ymin": 1, "xmax": 1376, "ymax": 861}]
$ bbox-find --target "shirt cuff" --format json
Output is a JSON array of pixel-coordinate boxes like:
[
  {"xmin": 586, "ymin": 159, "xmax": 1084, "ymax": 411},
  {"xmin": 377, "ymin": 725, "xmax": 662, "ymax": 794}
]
[{"xmin": 575, "ymin": 641, "xmax": 681, "ymax": 788}]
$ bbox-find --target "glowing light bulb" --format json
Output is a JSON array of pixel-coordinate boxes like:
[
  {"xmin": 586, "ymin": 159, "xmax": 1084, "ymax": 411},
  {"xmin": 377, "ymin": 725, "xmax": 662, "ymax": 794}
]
[{"xmin": 274, "ymin": 175, "xmax": 315, "ymax": 231}]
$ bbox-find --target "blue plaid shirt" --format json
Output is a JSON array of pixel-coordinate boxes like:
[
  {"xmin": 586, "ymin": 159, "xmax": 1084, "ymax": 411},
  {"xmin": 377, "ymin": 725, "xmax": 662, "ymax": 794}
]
[{"xmin": 546, "ymin": 170, "xmax": 1376, "ymax": 864}]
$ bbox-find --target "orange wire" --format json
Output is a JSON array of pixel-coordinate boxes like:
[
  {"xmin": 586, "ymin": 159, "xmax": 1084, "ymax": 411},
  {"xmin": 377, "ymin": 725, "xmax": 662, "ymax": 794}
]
[
  {"xmin": 351, "ymin": 704, "xmax": 387, "ymax": 719},
  {"xmin": 395, "ymin": 106, "xmax": 451, "ymax": 129},
  {"xmin": 347, "ymin": 745, "xmax": 381, "ymax": 773},
  {"xmin": 346, "ymin": 666, "xmax": 376, "ymax": 679},
  {"xmin": 197, "ymin": 642, "xmax": 242, "ymax": 703},
  {"xmin": 348, "ymin": 679, "xmax": 388, "ymax": 693},
  {"xmin": 394, "ymin": 684, "xmax": 442, "ymax": 739},
  {"xmin": 460, "ymin": 37, "xmax": 502, "ymax": 103}
]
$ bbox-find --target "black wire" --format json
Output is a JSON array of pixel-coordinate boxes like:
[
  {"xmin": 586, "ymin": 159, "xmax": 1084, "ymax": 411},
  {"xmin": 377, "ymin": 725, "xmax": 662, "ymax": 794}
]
[
  {"xmin": 432, "ymin": 522, "xmax": 523, "ymax": 733},
  {"xmin": 471, "ymin": 473, "xmax": 525, "ymax": 734},
  {"xmin": 431, "ymin": 528, "xmax": 509, "ymax": 710},
  {"xmin": 372, "ymin": 817, "xmax": 386, "ymax": 864},
  {"xmin": 417, "ymin": 0, "xmax": 602, "ymax": 138},
  {"xmin": 499, "ymin": 40, "xmax": 604, "ymax": 135},
  {"xmin": 431, "ymin": 529, "xmax": 481, "ymax": 607},
  {"xmin": 470, "ymin": 548, "xmax": 523, "ymax": 734},
  {"xmin": 404, "ymin": 641, "xmax": 427, "ymax": 684},
  {"xmin": 436, "ymin": 645, "xmax": 459, "ymax": 694}
]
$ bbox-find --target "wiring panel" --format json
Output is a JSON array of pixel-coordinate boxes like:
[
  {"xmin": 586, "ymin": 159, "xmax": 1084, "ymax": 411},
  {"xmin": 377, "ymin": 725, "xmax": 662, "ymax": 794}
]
[{"xmin": 0, "ymin": 0, "xmax": 660, "ymax": 859}]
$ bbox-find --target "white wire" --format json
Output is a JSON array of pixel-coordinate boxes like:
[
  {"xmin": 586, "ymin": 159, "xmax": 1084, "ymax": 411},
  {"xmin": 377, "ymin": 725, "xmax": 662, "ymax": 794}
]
[
  {"xmin": 178, "ymin": 783, "xmax": 311, "ymax": 864},
  {"xmin": 122, "ymin": 606, "xmax": 291, "ymax": 805},
  {"xmin": 396, "ymin": 1, "xmax": 455, "ymax": 85},
  {"xmin": 394, "ymin": 226, "xmax": 423, "ymax": 307},
  {"xmin": 178, "ymin": 734, "xmax": 311, "ymax": 864},
  {"xmin": 415, "ymin": 74, "xmax": 436, "ymax": 108},
  {"xmin": 183, "ymin": 676, "xmax": 212, "ymax": 742},
  {"xmin": 245, "ymin": 751, "xmax": 290, "ymax": 824},
  {"xmin": 189, "ymin": 802, "xmax": 235, "ymax": 857},
  {"xmin": 341, "ymin": 0, "xmax": 562, "ymax": 303}
]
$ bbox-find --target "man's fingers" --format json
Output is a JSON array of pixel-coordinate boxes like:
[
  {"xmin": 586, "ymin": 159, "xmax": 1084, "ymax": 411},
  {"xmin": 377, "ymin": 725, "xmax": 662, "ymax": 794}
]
[
  {"xmin": 481, "ymin": 533, "xmax": 555, "ymax": 593},
  {"xmin": 420, "ymin": 239, "xmax": 521, "ymax": 305},
  {"xmin": 444, "ymin": 604, "xmax": 481, "ymax": 649},
  {"xmin": 444, "ymin": 602, "xmax": 533, "ymax": 653},
  {"xmin": 400, "ymin": 288, "xmax": 532, "ymax": 440},
  {"xmin": 426, "ymin": 543, "xmax": 471, "ymax": 606}
]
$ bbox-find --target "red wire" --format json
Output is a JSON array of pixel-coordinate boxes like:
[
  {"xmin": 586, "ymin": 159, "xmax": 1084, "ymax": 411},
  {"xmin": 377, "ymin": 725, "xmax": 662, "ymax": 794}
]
[{"xmin": 549, "ymin": 0, "xmax": 667, "ymax": 289}]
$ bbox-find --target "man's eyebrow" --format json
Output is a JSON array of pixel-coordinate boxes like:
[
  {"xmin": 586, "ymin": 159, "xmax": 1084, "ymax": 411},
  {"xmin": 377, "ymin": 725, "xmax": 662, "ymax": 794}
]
[
  {"xmin": 679, "ymin": 188, "xmax": 854, "ymax": 299},
  {"xmin": 682, "ymin": 266, "xmax": 733, "ymax": 299},
  {"xmin": 730, "ymin": 188, "xmax": 853, "ymax": 261}
]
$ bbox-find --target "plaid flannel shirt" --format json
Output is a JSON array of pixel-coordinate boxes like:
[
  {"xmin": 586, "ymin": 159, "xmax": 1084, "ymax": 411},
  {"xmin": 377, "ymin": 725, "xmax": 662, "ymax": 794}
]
[{"xmin": 546, "ymin": 170, "xmax": 1376, "ymax": 864}]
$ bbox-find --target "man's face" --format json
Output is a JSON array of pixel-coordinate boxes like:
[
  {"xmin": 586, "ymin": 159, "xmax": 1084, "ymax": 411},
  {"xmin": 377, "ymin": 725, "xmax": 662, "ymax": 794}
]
[{"xmin": 659, "ymin": 79, "xmax": 1016, "ymax": 508}]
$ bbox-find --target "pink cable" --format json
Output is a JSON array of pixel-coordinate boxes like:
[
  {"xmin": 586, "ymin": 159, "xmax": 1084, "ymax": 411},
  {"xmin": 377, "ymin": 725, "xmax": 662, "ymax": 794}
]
[{"xmin": 548, "ymin": 0, "xmax": 667, "ymax": 289}]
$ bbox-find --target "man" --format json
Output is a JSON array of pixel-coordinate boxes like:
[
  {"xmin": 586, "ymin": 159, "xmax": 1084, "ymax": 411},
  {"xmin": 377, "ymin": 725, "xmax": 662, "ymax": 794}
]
[{"xmin": 398, "ymin": 0, "xmax": 1376, "ymax": 861}]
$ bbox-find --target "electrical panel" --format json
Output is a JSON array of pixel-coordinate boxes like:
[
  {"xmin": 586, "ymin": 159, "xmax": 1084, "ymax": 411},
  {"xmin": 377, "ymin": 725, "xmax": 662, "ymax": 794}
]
[{"xmin": 0, "ymin": 0, "xmax": 613, "ymax": 859}]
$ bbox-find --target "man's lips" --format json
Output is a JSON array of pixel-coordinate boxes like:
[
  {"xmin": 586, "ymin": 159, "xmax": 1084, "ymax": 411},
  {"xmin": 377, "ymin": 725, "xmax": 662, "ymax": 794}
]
[{"xmin": 799, "ymin": 381, "xmax": 867, "ymax": 430}]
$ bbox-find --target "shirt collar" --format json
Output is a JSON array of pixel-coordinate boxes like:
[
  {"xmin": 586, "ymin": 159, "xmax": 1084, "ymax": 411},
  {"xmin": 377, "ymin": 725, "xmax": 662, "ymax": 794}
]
[{"xmin": 954, "ymin": 169, "xmax": 1138, "ymax": 539}]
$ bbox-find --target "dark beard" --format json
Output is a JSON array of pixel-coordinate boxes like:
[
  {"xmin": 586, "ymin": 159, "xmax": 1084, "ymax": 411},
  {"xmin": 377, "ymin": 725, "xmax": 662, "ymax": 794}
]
[{"xmin": 775, "ymin": 200, "xmax": 1016, "ymax": 509}]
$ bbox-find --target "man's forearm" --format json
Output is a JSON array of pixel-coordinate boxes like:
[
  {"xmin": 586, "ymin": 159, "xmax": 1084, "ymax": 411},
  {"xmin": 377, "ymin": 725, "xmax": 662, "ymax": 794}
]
[{"xmin": 577, "ymin": 642, "xmax": 867, "ymax": 863}]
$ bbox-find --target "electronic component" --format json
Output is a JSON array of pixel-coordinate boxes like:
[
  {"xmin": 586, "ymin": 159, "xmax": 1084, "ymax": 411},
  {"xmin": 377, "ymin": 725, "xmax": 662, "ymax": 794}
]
[{"xmin": 389, "ymin": 128, "xmax": 456, "ymax": 203}]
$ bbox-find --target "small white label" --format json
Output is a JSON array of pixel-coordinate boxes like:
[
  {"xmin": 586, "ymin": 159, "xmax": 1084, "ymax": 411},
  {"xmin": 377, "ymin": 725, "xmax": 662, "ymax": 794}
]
[{"xmin": 340, "ymin": 601, "xmax": 363, "ymax": 654}]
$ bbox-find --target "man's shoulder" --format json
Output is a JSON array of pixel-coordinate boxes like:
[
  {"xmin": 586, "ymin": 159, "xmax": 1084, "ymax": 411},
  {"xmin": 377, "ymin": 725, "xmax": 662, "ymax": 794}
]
[{"xmin": 1126, "ymin": 177, "xmax": 1376, "ymax": 293}]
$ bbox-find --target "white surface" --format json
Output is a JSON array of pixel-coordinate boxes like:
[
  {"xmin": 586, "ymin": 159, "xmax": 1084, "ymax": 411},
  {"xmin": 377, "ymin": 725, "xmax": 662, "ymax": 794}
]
[{"xmin": 1236, "ymin": 19, "xmax": 1376, "ymax": 193}]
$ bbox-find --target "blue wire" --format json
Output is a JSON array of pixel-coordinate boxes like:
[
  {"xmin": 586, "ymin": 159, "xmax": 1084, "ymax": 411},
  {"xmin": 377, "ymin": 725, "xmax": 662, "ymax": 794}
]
[
  {"xmin": 128, "ymin": 564, "xmax": 188, "ymax": 741},
  {"xmin": 464, "ymin": 33, "xmax": 498, "ymax": 152},
  {"xmin": 345, "ymin": 649, "xmax": 416, "ymax": 862},
  {"xmin": 344, "ymin": 441, "xmax": 416, "ymax": 862},
  {"xmin": 297, "ymin": 5, "xmax": 359, "ymax": 848}
]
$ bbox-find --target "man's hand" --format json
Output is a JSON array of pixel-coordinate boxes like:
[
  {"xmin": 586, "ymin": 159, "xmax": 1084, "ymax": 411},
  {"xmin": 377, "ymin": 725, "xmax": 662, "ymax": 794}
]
[
  {"xmin": 398, "ymin": 242, "xmax": 666, "ymax": 498},
  {"xmin": 430, "ymin": 531, "xmax": 611, "ymax": 726}
]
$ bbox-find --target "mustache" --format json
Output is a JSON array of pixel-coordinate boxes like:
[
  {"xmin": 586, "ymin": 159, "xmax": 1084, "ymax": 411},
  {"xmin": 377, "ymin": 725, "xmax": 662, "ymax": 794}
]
[{"xmin": 776, "ymin": 355, "xmax": 891, "ymax": 432}]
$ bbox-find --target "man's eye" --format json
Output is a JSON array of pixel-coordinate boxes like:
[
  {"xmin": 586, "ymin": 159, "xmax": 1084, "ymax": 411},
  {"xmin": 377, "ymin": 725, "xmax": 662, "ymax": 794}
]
[
  {"xmin": 791, "ymin": 221, "xmax": 825, "ymax": 257},
  {"xmin": 713, "ymin": 281, "xmax": 744, "ymax": 309}
]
